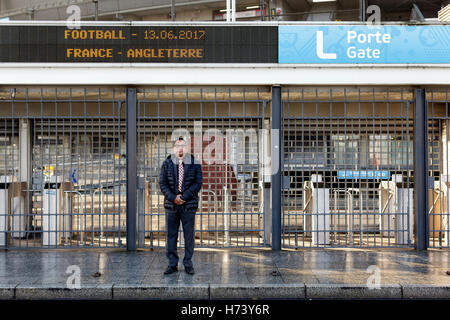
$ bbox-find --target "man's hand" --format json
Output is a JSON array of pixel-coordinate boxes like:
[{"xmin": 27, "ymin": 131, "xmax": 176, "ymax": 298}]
[{"xmin": 174, "ymin": 195, "xmax": 185, "ymax": 205}]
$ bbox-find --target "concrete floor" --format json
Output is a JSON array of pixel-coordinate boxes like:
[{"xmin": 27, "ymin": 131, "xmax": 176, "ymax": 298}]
[{"xmin": 0, "ymin": 248, "xmax": 449, "ymax": 299}]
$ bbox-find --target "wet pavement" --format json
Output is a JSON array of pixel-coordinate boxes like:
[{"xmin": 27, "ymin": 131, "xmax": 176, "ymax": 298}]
[{"xmin": 0, "ymin": 248, "xmax": 449, "ymax": 299}]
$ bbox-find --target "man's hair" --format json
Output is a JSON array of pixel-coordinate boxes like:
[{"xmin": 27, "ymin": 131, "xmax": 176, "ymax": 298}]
[{"xmin": 173, "ymin": 136, "xmax": 186, "ymax": 147}]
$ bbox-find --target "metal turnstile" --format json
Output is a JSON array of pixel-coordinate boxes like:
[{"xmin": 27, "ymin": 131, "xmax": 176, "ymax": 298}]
[
  {"xmin": 42, "ymin": 177, "xmax": 72, "ymax": 246},
  {"xmin": 379, "ymin": 175, "xmax": 413, "ymax": 245},
  {"xmin": 430, "ymin": 175, "xmax": 450, "ymax": 246},
  {"xmin": 304, "ymin": 175, "xmax": 330, "ymax": 246},
  {"xmin": 0, "ymin": 176, "xmax": 11, "ymax": 246}
]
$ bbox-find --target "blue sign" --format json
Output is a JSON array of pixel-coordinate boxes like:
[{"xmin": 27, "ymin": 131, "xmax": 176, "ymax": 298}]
[
  {"xmin": 69, "ymin": 169, "xmax": 78, "ymax": 184},
  {"xmin": 279, "ymin": 25, "xmax": 450, "ymax": 64},
  {"xmin": 338, "ymin": 171, "xmax": 390, "ymax": 180}
]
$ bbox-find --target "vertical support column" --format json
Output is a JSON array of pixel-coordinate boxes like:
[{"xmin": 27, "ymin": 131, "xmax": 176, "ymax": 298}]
[
  {"xmin": 262, "ymin": 116, "xmax": 272, "ymax": 246},
  {"xmin": 263, "ymin": 182, "xmax": 271, "ymax": 246},
  {"xmin": 0, "ymin": 177, "xmax": 11, "ymax": 247},
  {"xmin": 137, "ymin": 176, "xmax": 145, "ymax": 247},
  {"xmin": 231, "ymin": 0, "xmax": 236, "ymax": 21},
  {"xmin": 19, "ymin": 119, "xmax": 31, "ymax": 237},
  {"xmin": 271, "ymin": 86, "xmax": 282, "ymax": 250},
  {"xmin": 414, "ymin": 89, "xmax": 428, "ymax": 250},
  {"xmin": 19, "ymin": 119, "xmax": 31, "ymax": 186},
  {"xmin": 260, "ymin": 0, "xmax": 265, "ymax": 21},
  {"xmin": 441, "ymin": 121, "xmax": 450, "ymax": 246},
  {"xmin": 170, "ymin": 0, "xmax": 175, "ymax": 21},
  {"xmin": 126, "ymin": 88, "xmax": 137, "ymax": 251},
  {"xmin": 93, "ymin": 0, "xmax": 99, "ymax": 21},
  {"xmin": 359, "ymin": 0, "xmax": 366, "ymax": 22}
]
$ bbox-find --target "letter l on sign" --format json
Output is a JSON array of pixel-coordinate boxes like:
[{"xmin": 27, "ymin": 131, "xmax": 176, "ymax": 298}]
[{"xmin": 316, "ymin": 31, "xmax": 337, "ymax": 59}]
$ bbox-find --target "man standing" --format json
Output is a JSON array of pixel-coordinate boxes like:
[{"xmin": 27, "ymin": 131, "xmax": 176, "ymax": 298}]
[{"xmin": 159, "ymin": 137, "xmax": 202, "ymax": 275}]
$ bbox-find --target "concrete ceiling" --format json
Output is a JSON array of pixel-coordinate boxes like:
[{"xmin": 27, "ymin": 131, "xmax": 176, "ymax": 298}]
[
  {"xmin": 0, "ymin": 0, "xmax": 263, "ymax": 20},
  {"xmin": 0, "ymin": 0, "xmax": 446, "ymax": 20},
  {"xmin": 285, "ymin": 0, "xmax": 446, "ymax": 12},
  {"xmin": 285, "ymin": 0, "xmax": 358, "ymax": 12},
  {"xmin": 125, "ymin": 0, "xmax": 260, "ymax": 17},
  {"xmin": 283, "ymin": 0, "xmax": 445, "ymax": 19},
  {"xmin": 368, "ymin": 0, "xmax": 444, "ymax": 12}
]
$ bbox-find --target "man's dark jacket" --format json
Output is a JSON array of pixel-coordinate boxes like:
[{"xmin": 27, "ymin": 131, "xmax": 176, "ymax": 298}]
[{"xmin": 159, "ymin": 154, "xmax": 203, "ymax": 212}]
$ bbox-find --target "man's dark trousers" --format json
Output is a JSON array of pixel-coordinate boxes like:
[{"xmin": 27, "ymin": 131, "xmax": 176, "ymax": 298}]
[
  {"xmin": 159, "ymin": 153, "xmax": 202, "ymax": 269},
  {"xmin": 166, "ymin": 205, "xmax": 195, "ymax": 268}
]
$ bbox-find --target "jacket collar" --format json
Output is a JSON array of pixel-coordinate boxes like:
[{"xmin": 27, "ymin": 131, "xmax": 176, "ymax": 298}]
[{"xmin": 169, "ymin": 153, "xmax": 193, "ymax": 165}]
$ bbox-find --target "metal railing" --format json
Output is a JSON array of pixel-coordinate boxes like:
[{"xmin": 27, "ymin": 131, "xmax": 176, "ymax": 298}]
[
  {"xmin": 281, "ymin": 87, "xmax": 414, "ymax": 248},
  {"xmin": 428, "ymin": 88, "xmax": 450, "ymax": 248},
  {"xmin": 0, "ymin": 87, "xmax": 127, "ymax": 249},
  {"xmin": 135, "ymin": 87, "xmax": 268, "ymax": 249},
  {"xmin": 0, "ymin": 86, "xmax": 449, "ymax": 250}
]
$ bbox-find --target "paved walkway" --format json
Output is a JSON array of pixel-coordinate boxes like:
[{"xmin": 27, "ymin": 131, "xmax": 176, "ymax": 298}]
[{"xmin": 0, "ymin": 248, "xmax": 449, "ymax": 299}]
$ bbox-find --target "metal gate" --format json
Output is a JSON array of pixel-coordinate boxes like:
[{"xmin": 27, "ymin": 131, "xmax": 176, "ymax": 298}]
[
  {"xmin": 0, "ymin": 88, "xmax": 127, "ymax": 248},
  {"xmin": 281, "ymin": 87, "xmax": 415, "ymax": 248},
  {"xmin": 428, "ymin": 88, "xmax": 450, "ymax": 248},
  {"xmin": 136, "ymin": 87, "xmax": 268, "ymax": 248},
  {"xmin": 2, "ymin": 86, "xmax": 448, "ymax": 251}
]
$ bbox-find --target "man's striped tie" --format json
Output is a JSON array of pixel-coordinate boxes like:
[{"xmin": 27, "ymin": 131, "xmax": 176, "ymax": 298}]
[{"xmin": 178, "ymin": 159, "xmax": 183, "ymax": 192}]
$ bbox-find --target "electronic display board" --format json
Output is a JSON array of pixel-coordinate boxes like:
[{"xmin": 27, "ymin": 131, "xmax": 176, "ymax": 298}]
[{"xmin": 0, "ymin": 25, "xmax": 278, "ymax": 63}]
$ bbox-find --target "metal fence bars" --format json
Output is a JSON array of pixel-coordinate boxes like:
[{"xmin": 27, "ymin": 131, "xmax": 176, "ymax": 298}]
[
  {"xmin": 0, "ymin": 86, "xmax": 449, "ymax": 251},
  {"xmin": 136, "ymin": 87, "xmax": 269, "ymax": 249},
  {"xmin": 281, "ymin": 88, "xmax": 415, "ymax": 248},
  {"xmin": 428, "ymin": 88, "xmax": 450, "ymax": 248},
  {"xmin": 0, "ymin": 88, "xmax": 126, "ymax": 248}
]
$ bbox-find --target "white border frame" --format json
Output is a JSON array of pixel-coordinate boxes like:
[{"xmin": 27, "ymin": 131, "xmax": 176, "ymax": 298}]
[{"xmin": 0, "ymin": 21, "xmax": 449, "ymax": 85}]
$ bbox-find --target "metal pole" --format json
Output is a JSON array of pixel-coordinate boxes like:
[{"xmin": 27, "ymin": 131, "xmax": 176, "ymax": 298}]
[
  {"xmin": 171, "ymin": 0, "xmax": 175, "ymax": 21},
  {"xmin": 260, "ymin": 0, "xmax": 265, "ymax": 21},
  {"xmin": 19, "ymin": 119, "xmax": 32, "ymax": 236},
  {"xmin": 271, "ymin": 86, "xmax": 282, "ymax": 250},
  {"xmin": 359, "ymin": 0, "xmax": 366, "ymax": 22},
  {"xmin": 93, "ymin": 0, "xmax": 98, "ymax": 21},
  {"xmin": 414, "ymin": 89, "xmax": 428, "ymax": 250},
  {"xmin": 28, "ymin": 9, "xmax": 35, "ymax": 21},
  {"xmin": 100, "ymin": 188, "xmax": 104, "ymax": 239},
  {"xmin": 126, "ymin": 88, "xmax": 137, "ymax": 251},
  {"xmin": 137, "ymin": 176, "xmax": 145, "ymax": 247},
  {"xmin": 231, "ymin": 0, "xmax": 236, "ymax": 22}
]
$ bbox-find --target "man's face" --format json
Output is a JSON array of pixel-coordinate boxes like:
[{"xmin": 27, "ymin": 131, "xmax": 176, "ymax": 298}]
[{"xmin": 173, "ymin": 140, "xmax": 187, "ymax": 159}]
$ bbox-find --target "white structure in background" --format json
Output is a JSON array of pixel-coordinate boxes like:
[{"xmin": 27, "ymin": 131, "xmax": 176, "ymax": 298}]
[
  {"xmin": 0, "ymin": 175, "xmax": 28, "ymax": 244},
  {"xmin": 378, "ymin": 174, "xmax": 414, "ymax": 245},
  {"xmin": 304, "ymin": 174, "xmax": 330, "ymax": 246},
  {"xmin": 42, "ymin": 176, "xmax": 72, "ymax": 246},
  {"xmin": 225, "ymin": 0, "xmax": 236, "ymax": 22},
  {"xmin": 0, "ymin": 176, "xmax": 12, "ymax": 246},
  {"xmin": 438, "ymin": 4, "xmax": 450, "ymax": 21},
  {"xmin": 433, "ymin": 175, "xmax": 450, "ymax": 246}
]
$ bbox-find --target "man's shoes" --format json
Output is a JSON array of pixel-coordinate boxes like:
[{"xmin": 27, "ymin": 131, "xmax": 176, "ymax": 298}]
[
  {"xmin": 184, "ymin": 266, "xmax": 195, "ymax": 275},
  {"xmin": 164, "ymin": 266, "xmax": 178, "ymax": 275}
]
